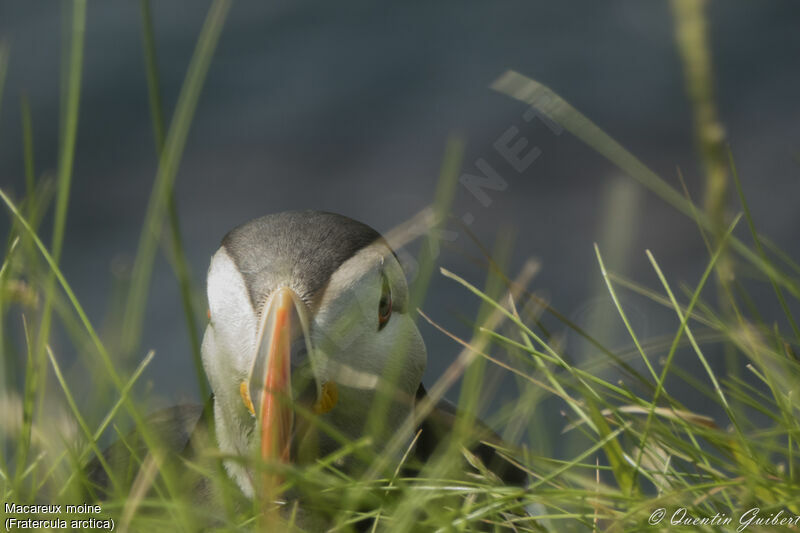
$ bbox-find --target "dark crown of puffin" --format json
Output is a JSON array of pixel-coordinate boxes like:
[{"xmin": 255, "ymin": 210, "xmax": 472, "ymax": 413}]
[{"xmin": 221, "ymin": 210, "xmax": 387, "ymax": 310}]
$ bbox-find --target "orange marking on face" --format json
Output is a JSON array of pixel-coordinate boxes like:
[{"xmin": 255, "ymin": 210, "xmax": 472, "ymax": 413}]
[
  {"xmin": 313, "ymin": 381, "xmax": 338, "ymax": 414},
  {"xmin": 240, "ymin": 381, "xmax": 255, "ymax": 416}
]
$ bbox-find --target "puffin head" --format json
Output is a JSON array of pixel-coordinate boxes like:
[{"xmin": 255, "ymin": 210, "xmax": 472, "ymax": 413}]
[{"xmin": 200, "ymin": 211, "xmax": 426, "ymax": 498}]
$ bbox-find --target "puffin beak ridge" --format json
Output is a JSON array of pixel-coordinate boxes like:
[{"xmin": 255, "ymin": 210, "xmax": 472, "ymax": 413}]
[{"xmin": 250, "ymin": 286, "xmax": 310, "ymax": 499}]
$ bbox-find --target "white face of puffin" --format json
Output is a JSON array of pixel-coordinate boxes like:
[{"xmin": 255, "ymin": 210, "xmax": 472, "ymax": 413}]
[
  {"xmin": 311, "ymin": 241, "xmax": 425, "ymax": 405},
  {"xmin": 200, "ymin": 238, "xmax": 426, "ymax": 499}
]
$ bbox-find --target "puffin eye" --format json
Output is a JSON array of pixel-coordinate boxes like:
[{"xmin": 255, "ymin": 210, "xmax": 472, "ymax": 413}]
[{"xmin": 378, "ymin": 274, "xmax": 392, "ymax": 330}]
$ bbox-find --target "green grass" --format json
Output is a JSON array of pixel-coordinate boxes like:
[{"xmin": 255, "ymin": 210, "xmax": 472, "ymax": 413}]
[{"xmin": 3, "ymin": 2, "xmax": 800, "ymax": 532}]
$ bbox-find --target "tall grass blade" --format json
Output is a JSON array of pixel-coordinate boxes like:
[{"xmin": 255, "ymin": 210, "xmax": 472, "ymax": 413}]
[
  {"xmin": 47, "ymin": 346, "xmax": 121, "ymax": 493},
  {"xmin": 410, "ymin": 135, "xmax": 464, "ymax": 310},
  {"xmin": 671, "ymin": 0, "xmax": 729, "ymax": 241},
  {"xmin": 31, "ymin": 0, "xmax": 87, "ymax": 445},
  {"xmin": 490, "ymin": 70, "xmax": 800, "ymax": 301},
  {"xmin": 20, "ymin": 95, "xmax": 36, "ymax": 201},
  {"xmin": 594, "ymin": 244, "xmax": 659, "ymax": 384},
  {"xmin": 139, "ymin": 0, "xmax": 209, "ymax": 400},
  {"xmin": 121, "ymin": 0, "xmax": 232, "ymax": 357},
  {"xmin": 729, "ymin": 150, "xmax": 800, "ymax": 341},
  {"xmin": 0, "ymin": 41, "xmax": 9, "ymax": 119},
  {"xmin": 0, "ymin": 190, "xmax": 185, "ymax": 505},
  {"xmin": 44, "ymin": 350, "xmax": 155, "ymax": 496}
]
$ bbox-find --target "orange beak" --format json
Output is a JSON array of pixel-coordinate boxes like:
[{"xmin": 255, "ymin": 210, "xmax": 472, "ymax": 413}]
[{"xmin": 250, "ymin": 287, "xmax": 312, "ymax": 505}]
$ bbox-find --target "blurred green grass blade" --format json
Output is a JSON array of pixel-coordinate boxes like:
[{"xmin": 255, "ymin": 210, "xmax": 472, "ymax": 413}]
[
  {"xmin": 90, "ymin": 350, "xmax": 155, "ymax": 455},
  {"xmin": 491, "ymin": 70, "xmax": 800, "ymax": 302},
  {"xmin": 635, "ymin": 217, "xmax": 741, "ymax": 420},
  {"xmin": 139, "ymin": 0, "xmax": 209, "ymax": 400},
  {"xmin": 676, "ymin": 165, "xmax": 748, "ymax": 384},
  {"xmin": 411, "ymin": 135, "xmax": 464, "ymax": 311},
  {"xmin": 5, "ymin": 90, "xmax": 40, "ymax": 483},
  {"xmin": 670, "ymin": 0, "xmax": 741, "ymax": 383},
  {"xmin": 32, "ymin": 0, "xmax": 87, "ymax": 436},
  {"xmin": 0, "ymin": 192, "xmax": 119, "ymax": 399},
  {"xmin": 420, "ymin": 310, "xmax": 577, "ymax": 406},
  {"xmin": 645, "ymin": 252, "xmax": 751, "ymax": 492},
  {"xmin": 491, "ymin": 70, "xmax": 689, "ymax": 217},
  {"xmin": 121, "ymin": 0, "xmax": 232, "ymax": 356},
  {"xmin": 435, "ymin": 267, "xmax": 651, "ymax": 494},
  {"xmin": 49, "ymin": 0, "xmax": 86, "ymax": 276},
  {"xmin": 608, "ymin": 273, "xmax": 717, "ymax": 330},
  {"xmin": 729, "ymin": 150, "xmax": 800, "ymax": 341},
  {"xmin": 645, "ymin": 246, "xmax": 733, "ymax": 413},
  {"xmin": 761, "ymin": 235, "xmax": 800, "ymax": 281},
  {"xmin": 16, "ymin": 451, "xmax": 47, "ymax": 483},
  {"xmin": 0, "ymin": 40, "xmax": 9, "ymax": 119},
  {"xmin": 455, "ymin": 233, "xmax": 513, "ymax": 454},
  {"xmin": 671, "ymin": 0, "xmax": 729, "ymax": 239},
  {"xmin": 47, "ymin": 346, "xmax": 121, "ymax": 494},
  {"xmin": 441, "ymin": 268, "xmax": 601, "ymax": 407},
  {"xmin": 459, "ymin": 228, "xmax": 654, "ymax": 392},
  {"xmin": 0, "ymin": 238, "xmax": 20, "ymax": 460},
  {"xmin": 0, "ymin": 237, "xmax": 18, "ymax": 280},
  {"xmin": 528, "ymin": 422, "xmax": 631, "ymax": 493},
  {"xmin": 361, "ymin": 136, "xmax": 464, "ymax": 499},
  {"xmin": 42, "ymin": 350, "xmax": 155, "ymax": 495},
  {"xmin": 0, "ymin": 190, "xmax": 181, "ymax": 499},
  {"xmin": 441, "ymin": 269, "xmax": 565, "ymax": 370},
  {"xmin": 20, "ymin": 94, "xmax": 36, "ymax": 201},
  {"xmin": 627, "ymin": 216, "xmax": 742, "ymax": 501},
  {"xmin": 16, "ymin": 315, "xmax": 35, "ymax": 483},
  {"xmin": 477, "ymin": 327, "xmax": 637, "ymax": 401},
  {"xmin": 140, "ymin": 0, "xmax": 166, "ymax": 153},
  {"xmin": 594, "ymin": 244, "xmax": 659, "ymax": 384}
]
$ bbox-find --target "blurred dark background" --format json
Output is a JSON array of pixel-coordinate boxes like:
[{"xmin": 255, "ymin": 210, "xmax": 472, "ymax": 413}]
[{"xmin": 1, "ymin": 1, "xmax": 798, "ymax": 454}]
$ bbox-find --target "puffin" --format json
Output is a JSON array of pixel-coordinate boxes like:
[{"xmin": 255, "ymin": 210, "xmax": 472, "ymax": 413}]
[{"xmin": 89, "ymin": 211, "xmax": 526, "ymax": 529}]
